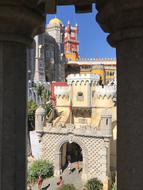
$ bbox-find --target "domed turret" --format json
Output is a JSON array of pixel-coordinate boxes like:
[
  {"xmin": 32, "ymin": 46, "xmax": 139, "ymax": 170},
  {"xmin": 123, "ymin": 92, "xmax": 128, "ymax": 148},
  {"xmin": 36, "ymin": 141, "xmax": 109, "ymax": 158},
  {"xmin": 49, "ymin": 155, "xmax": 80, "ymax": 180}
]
[{"xmin": 49, "ymin": 18, "xmax": 63, "ymax": 26}]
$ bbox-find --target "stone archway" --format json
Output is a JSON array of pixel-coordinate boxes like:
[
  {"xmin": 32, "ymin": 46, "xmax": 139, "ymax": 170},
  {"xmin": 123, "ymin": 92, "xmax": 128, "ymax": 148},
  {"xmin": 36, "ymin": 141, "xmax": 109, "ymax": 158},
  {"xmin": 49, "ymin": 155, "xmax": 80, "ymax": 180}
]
[
  {"xmin": 54, "ymin": 135, "xmax": 88, "ymax": 181},
  {"xmin": 60, "ymin": 142, "xmax": 83, "ymax": 170}
]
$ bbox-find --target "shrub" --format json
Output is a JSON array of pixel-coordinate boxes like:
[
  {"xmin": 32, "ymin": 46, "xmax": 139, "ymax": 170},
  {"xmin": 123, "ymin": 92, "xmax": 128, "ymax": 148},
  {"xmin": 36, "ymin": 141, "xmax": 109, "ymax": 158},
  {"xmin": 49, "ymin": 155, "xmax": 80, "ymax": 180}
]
[
  {"xmin": 84, "ymin": 178, "xmax": 103, "ymax": 190},
  {"xmin": 57, "ymin": 184, "xmax": 77, "ymax": 190},
  {"xmin": 27, "ymin": 159, "xmax": 53, "ymax": 184},
  {"xmin": 111, "ymin": 181, "xmax": 117, "ymax": 190}
]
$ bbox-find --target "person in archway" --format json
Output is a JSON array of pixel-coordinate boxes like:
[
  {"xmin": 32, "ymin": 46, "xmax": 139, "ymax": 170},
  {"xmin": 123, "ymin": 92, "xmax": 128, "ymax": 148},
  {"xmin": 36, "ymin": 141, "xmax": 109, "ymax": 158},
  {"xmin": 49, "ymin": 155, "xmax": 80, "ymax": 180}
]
[
  {"xmin": 67, "ymin": 153, "xmax": 71, "ymax": 162},
  {"xmin": 76, "ymin": 161, "xmax": 80, "ymax": 174},
  {"xmin": 37, "ymin": 175, "xmax": 43, "ymax": 190},
  {"xmin": 67, "ymin": 160, "xmax": 72, "ymax": 174}
]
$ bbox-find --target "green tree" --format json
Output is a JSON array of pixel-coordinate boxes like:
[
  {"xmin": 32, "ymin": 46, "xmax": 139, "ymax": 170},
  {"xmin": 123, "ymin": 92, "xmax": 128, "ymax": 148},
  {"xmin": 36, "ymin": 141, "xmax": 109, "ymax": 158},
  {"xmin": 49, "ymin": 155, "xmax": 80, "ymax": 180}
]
[
  {"xmin": 84, "ymin": 178, "xmax": 103, "ymax": 190},
  {"xmin": 57, "ymin": 184, "xmax": 77, "ymax": 190},
  {"xmin": 34, "ymin": 84, "xmax": 51, "ymax": 103},
  {"xmin": 36, "ymin": 84, "xmax": 45, "ymax": 98},
  {"xmin": 27, "ymin": 159, "xmax": 53, "ymax": 184}
]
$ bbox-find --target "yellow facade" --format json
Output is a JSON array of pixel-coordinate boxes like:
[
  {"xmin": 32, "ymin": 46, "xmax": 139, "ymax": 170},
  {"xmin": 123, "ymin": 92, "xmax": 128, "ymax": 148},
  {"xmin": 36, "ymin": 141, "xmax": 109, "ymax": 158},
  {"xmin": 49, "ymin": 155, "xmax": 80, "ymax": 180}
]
[
  {"xmin": 65, "ymin": 52, "xmax": 78, "ymax": 61},
  {"xmin": 91, "ymin": 69, "xmax": 105, "ymax": 82},
  {"xmin": 105, "ymin": 69, "xmax": 116, "ymax": 83},
  {"xmin": 80, "ymin": 64, "xmax": 116, "ymax": 84},
  {"xmin": 49, "ymin": 18, "xmax": 63, "ymax": 25}
]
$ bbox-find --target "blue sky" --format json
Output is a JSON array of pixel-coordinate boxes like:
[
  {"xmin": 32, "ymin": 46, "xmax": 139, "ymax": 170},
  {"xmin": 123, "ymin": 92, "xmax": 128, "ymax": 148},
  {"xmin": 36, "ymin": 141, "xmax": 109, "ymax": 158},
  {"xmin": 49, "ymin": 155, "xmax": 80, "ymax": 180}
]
[{"xmin": 46, "ymin": 5, "xmax": 116, "ymax": 59}]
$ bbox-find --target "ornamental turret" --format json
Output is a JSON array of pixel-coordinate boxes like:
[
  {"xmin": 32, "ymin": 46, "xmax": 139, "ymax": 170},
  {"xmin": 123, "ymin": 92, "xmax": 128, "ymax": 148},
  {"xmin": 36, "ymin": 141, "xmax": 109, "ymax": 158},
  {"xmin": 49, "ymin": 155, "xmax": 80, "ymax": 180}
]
[
  {"xmin": 100, "ymin": 109, "xmax": 112, "ymax": 137},
  {"xmin": 35, "ymin": 105, "xmax": 46, "ymax": 134},
  {"xmin": 64, "ymin": 21, "xmax": 79, "ymax": 61}
]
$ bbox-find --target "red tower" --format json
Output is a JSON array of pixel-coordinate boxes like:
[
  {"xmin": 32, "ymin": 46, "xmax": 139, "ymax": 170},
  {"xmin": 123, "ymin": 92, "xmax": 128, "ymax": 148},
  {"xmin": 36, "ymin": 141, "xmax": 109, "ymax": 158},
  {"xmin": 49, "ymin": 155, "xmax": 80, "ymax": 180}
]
[{"xmin": 64, "ymin": 21, "xmax": 79, "ymax": 61}]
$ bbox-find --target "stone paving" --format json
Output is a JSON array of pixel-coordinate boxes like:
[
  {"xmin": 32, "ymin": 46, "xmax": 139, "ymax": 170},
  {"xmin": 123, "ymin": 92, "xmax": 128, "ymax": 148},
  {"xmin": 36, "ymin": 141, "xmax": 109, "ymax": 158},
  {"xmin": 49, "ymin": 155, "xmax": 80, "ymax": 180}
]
[{"xmin": 30, "ymin": 162, "xmax": 84, "ymax": 190}]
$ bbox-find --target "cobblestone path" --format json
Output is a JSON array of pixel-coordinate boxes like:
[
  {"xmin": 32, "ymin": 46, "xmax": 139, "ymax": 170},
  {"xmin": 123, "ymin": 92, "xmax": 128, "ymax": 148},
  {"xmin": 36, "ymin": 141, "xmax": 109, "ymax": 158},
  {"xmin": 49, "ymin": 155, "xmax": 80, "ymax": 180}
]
[{"xmin": 30, "ymin": 162, "xmax": 84, "ymax": 190}]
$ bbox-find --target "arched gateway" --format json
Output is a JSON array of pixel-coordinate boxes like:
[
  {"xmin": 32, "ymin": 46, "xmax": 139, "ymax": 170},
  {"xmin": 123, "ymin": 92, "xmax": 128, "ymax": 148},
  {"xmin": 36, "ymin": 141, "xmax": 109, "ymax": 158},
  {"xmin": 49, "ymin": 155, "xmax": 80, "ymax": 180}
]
[{"xmin": 54, "ymin": 136, "xmax": 88, "ymax": 181}]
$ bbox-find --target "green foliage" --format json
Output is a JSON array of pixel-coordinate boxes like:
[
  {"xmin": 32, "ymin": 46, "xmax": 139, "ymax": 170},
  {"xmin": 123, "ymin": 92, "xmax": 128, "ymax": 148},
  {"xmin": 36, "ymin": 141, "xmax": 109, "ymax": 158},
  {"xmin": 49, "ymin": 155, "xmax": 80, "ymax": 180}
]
[
  {"xmin": 84, "ymin": 178, "xmax": 103, "ymax": 190},
  {"xmin": 34, "ymin": 84, "xmax": 51, "ymax": 104},
  {"xmin": 45, "ymin": 102, "xmax": 55, "ymax": 118},
  {"xmin": 28, "ymin": 100, "xmax": 38, "ymax": 130},
  {"xmin": 57, "ymin": 184, "xmax": 77, "ymax": 190},
  {"xmin": 36, "ymin": 84, "xmax": 45, "ymax": 98},
  {"xmin": 27, "ymin": 159, "xmax": 54, "ymax": 184},
  {"xmin": 111, "ymin": 181, "xmax": 117, "ymax": 190}
]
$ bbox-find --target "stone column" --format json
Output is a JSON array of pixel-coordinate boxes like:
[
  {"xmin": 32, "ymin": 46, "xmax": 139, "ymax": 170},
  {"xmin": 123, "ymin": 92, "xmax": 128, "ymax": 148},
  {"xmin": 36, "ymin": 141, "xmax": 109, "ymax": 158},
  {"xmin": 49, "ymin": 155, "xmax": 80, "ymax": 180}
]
[
  {"xmin": 0, "ymin": 2, "xmax": 44, "ymax": 190},
  {"xmin": 54, "ymin": 151, "xmax": 62, "ymax": 176},
  {"xmin": 96, "ymin": 1, "xmax": 143, "ymax": 189}
]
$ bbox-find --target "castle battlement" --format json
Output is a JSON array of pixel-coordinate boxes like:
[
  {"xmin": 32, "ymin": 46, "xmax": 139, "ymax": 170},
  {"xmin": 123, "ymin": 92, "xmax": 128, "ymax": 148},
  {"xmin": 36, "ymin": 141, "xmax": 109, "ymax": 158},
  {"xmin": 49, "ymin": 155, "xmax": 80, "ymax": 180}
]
[
  {"xmin": 67, "ymin": 73, "xmax": 100, "ymax": 85},
  {"xmin": 79, "ymin": 57, "xmax": 116, "ymax": 61},
  {"xmin": 54, "ymin": 86, "xmax": 70, "ymax": 97},
  {"xmin": 95, "ymin": 85, "xmax": 116, "ymax": 98}
]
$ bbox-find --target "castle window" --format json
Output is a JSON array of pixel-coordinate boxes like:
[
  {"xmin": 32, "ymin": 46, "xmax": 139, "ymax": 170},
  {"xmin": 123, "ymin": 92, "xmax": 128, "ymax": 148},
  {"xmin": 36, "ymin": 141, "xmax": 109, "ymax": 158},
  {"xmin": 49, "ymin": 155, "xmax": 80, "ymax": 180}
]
[
  {"xmin": 92, "ymin": 91, "xmax": 95, "ymax": 97},
  {"xmin": 77, "ymin": 92, "xmax": 84, "ymax": 101},
  {"xmin": 106, "ymin": 119, "xmax": 108, "ymax": 125}
]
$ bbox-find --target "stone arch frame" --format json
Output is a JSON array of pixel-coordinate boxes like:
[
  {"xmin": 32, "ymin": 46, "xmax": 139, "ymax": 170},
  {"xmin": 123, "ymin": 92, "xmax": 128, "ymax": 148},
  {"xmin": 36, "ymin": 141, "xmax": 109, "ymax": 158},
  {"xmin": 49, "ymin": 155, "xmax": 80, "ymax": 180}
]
[{"xmin": 54, "ymin": 135, "xmax": 88, "ymax": 181}]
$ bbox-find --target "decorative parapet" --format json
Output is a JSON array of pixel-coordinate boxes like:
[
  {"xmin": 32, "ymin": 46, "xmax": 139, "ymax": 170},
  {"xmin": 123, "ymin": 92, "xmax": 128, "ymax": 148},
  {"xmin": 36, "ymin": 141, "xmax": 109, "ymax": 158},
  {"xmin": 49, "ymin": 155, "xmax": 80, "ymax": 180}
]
[
  {"xmin": 54, "ymin": 86, "xmax": 70, "ymax": 97},
  {"xmin": 67, "ymin": 73, "xmax": 100, "ymax": 85},
  {"xmin": 43, "ymin": 123, "xmax": 112, "ymax": 138},
  {"xmin": 79, "ymin": 57, "xmax": 116, "ymax": 62},
  {"xmin": 95, "ymin": 85, "xmax": 116, "ymax": 99}
]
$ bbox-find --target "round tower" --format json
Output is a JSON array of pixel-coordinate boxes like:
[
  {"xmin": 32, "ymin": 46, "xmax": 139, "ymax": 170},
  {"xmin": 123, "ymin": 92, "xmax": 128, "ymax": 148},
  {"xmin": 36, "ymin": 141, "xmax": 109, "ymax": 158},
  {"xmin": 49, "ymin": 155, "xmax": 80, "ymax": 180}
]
[
  {"xmin": 100, "ymin": 109, "xmax": 112, "ymax": 137},
  {"xmin": 46, "ymin": 18, "xmax": 65, "ymax": 48},
  {"xmin": 35, "ymin": 105, "xmax": 46, "ymax": 133}
]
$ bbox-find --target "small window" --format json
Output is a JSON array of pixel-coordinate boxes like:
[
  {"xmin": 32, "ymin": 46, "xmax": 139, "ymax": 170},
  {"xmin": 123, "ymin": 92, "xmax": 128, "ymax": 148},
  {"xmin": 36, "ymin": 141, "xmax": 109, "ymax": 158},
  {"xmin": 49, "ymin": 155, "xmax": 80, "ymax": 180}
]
[
  {"xmin": 77, "ymin": 92, "xmax": 84, "ymax": 101},
  {"xmin": 92, "ymin": 91, "xmax": 95, "ymax": 97},
  {"xmin": 106, "ymin": 119, "xmax": 108, "ymax": 125}
]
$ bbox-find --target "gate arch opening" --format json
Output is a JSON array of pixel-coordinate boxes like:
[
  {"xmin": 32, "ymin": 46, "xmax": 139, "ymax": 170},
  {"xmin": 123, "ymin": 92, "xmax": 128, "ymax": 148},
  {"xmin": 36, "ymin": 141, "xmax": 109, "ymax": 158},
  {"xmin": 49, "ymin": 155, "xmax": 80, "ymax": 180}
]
[
  {"xmin": 54, "ymin": 137, "xmax": 88, "ymax": 181},
  {"xmin": 60, "ymin": 142, "xmax": 83, "ymax": 170}
]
